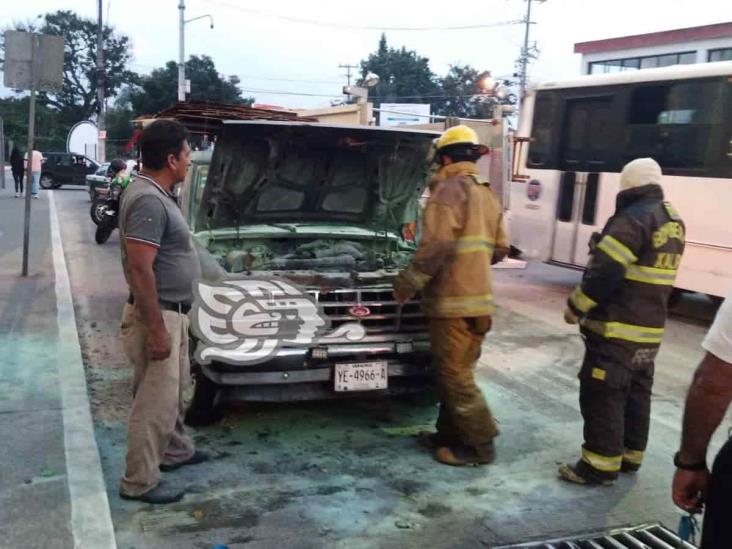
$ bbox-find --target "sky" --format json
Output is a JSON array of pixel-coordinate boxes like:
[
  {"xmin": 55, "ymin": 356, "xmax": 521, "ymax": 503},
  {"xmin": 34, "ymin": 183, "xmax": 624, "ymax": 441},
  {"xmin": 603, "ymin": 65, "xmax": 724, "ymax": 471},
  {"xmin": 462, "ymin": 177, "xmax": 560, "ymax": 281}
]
[{"xmin": 2, "ymin": 0, "xmax": 732, "ymax": 111}]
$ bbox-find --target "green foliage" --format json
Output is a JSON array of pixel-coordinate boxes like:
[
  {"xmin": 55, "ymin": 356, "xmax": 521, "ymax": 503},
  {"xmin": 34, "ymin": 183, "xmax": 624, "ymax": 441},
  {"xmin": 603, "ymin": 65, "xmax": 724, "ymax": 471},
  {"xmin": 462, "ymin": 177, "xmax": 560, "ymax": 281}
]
[
  {"xmin": 436, "ymin": 65, "xmax": 495, "ymax": 118},
  {"xmin": 8, "ymin": 10, "xmax": 137, "ymax": 125},
  {"xmin": 359, "ymin": 34, "xmax": 441, "ymax": 108},
  {"xmin": 0, "ymin": 96, "xmax": 67, "ymax": 152},
  {"xmin": 127, "ymin": 55, "xmax": 253, "ymax": 115}
]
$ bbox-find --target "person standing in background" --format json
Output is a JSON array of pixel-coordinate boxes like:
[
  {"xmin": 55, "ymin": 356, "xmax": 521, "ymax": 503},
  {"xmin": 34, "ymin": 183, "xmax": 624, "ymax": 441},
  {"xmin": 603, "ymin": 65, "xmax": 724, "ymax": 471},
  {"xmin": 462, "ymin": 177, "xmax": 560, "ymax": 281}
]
[
  {"xmin": 23, "ymin": 143, "xmax": 43, "ymax": 199},
  {"xmin": 10, "ymin": 145, "xmax": 24, "ymax": 198}
]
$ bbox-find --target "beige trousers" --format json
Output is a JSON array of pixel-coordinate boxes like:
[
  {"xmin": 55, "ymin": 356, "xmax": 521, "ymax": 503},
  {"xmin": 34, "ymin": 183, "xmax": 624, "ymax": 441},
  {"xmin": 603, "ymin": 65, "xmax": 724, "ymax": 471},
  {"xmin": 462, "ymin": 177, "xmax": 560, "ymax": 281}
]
[{"xmin": 119, "ymin": 303, "xmax": 195, "ymax": 496}]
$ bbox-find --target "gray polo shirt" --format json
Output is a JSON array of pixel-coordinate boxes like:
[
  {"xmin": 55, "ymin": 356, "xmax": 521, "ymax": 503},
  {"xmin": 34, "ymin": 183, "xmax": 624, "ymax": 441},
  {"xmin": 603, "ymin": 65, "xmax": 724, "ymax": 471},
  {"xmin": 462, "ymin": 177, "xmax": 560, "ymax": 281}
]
[{"xmin": 119, "ymin": 175, "xmax": 201, "ymax": 304}]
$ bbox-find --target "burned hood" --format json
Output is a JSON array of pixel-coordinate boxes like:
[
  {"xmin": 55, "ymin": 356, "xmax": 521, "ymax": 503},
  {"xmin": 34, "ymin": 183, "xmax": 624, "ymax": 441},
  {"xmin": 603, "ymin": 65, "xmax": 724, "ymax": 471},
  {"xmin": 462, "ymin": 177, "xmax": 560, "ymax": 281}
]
[{"xmin": 196, "ymin": 121, "xmax": 438, "ymax": 233}]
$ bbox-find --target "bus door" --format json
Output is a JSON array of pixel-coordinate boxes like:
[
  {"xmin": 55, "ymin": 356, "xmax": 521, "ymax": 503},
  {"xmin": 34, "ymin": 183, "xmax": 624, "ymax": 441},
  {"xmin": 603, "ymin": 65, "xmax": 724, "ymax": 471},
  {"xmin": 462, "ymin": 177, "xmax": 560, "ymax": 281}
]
[{"xmin": 551, "ymin": 96, "xmax": 613, "ymax": 266}]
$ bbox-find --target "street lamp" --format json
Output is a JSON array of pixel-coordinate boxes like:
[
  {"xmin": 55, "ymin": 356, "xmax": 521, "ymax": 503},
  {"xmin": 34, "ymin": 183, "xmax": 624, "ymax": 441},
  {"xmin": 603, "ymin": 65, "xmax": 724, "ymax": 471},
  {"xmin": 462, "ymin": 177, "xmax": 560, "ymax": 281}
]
[
  {"xmin": 343, "ymin": 73, "xmax": 379, "ymax": 125},
  {"xmin": 178, "ymin": 1, "xmax": 215, "ymax": 102}
]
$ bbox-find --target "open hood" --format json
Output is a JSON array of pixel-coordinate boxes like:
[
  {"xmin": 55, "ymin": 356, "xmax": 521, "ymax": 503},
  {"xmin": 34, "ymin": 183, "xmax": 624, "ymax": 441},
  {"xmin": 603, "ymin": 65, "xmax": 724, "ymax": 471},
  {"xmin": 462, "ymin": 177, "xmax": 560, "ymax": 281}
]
[{"xmin": 196, "ymin": 121, "xmax": 438, "ymax": 234}]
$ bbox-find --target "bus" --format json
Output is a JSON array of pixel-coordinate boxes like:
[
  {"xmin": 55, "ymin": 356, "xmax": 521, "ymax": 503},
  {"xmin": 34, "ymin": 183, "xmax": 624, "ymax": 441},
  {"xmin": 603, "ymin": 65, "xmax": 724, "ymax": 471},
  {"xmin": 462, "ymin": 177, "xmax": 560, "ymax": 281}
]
[{"xmin": 508, "ymin": 61, "xmax": 732, "ymax": 297}]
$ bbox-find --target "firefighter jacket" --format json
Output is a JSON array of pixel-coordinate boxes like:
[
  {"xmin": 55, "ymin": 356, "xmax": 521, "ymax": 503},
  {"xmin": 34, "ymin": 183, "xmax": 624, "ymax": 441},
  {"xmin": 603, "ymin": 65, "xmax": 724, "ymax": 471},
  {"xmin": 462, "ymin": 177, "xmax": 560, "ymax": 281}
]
[
  {"xmin": 567, "ymin": 184, "xmax": 685, "ymax": 347},
  {"xmin": 394, "ymin": 161, "xmax": 509, "ymax": 318}
]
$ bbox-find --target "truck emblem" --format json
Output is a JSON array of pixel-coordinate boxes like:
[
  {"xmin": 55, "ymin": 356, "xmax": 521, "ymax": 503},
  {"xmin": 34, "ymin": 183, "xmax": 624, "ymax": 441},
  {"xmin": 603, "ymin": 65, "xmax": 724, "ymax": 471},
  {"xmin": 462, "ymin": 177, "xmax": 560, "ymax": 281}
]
[{"xmin": 349, "ymin": 305, "xmax": 371, "ymax": 318}]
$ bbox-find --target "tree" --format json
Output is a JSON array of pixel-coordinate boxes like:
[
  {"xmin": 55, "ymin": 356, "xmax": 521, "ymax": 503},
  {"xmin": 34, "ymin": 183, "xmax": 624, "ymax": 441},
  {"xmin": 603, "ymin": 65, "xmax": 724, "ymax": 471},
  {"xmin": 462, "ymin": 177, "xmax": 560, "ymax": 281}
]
[
  {"xmin": 5, "ymin": 11, "xmax": 137, "ymax": 126},
  {"xmin": 435, "ymin": 65, "xmax": 495, "ymax": 119},
  {"xmin": 358, "ymin": 34, "xmax": 441, "ymax": 109},
  {"xmin": 127, "ymin": 55, "xmax": 254, "ymax": 115},
  {"xmin": 0, "ymin": 96, "xmax": 67, "ymax": 152}
]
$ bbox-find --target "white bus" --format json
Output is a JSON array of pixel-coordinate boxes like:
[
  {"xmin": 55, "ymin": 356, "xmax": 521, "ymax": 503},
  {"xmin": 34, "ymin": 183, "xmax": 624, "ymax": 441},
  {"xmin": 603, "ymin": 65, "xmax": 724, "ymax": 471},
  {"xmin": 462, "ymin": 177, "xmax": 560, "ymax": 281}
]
[{"xmin": 508, "ymin": 61, "xmax": 732, "ymax": 297}]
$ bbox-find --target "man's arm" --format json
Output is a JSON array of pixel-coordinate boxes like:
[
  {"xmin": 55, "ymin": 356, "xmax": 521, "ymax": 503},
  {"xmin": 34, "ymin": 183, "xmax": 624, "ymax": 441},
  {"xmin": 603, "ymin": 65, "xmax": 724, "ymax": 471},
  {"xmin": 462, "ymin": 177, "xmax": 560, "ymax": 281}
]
[
  {"xmin": 672, "ymin": 351, "xmax": 732, "ymax": 513},
  {"xmin": 393, "ymin": 188, "xmax": 464, "ymax": 302},
  {"xmin": 122, "ymin": 194, "xmax": 171, "ymax": 360},
  {"xmin": 566, "ymin": 216, "xmax": 644, "ymax": 319},
  {"xmin": 492, "ymin": 213, "xmax": 510, "ymax": 265},
  {"xmin": 126, "ymin": 241, "xmax": 171, "ymax": 360},
  {"xmin": 679, "ymin": 352, "xmax": 732, "ymax": 463}
]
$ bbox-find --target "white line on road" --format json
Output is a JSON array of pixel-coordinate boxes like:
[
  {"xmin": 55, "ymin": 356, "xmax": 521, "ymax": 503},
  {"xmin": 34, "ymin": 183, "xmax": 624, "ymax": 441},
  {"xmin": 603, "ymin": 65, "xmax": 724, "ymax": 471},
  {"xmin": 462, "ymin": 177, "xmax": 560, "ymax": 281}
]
[{"xmin": 49, "ymin": 191, "xmax": 117, "ymax": 549}]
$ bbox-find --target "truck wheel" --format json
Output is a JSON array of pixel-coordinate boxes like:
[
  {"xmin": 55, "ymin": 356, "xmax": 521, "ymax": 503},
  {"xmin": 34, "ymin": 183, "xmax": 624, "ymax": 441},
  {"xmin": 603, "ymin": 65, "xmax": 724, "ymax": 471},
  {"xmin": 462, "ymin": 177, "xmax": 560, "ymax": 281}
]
[{"xmin": 184, "ymin": 371, "xmax": 224, "ymax": 427}]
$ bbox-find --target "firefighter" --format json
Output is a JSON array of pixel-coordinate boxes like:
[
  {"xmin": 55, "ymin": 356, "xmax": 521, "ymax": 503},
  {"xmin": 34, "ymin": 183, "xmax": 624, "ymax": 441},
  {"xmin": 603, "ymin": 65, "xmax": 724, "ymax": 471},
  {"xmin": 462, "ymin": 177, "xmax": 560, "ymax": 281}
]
[
  {"xmin": 560, "ymin": 157, "xmax": 685, "ymax": 485},
  {"xmin": 393, "ymin": 125, "xmax": 509, "ymax": 466}
]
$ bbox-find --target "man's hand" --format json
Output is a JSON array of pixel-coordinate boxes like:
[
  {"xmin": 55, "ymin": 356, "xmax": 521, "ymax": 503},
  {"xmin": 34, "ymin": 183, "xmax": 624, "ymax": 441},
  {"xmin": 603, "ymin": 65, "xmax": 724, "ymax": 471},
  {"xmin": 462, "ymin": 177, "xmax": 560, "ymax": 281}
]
[
  {"xmin": 672, "ymin": 467, "xmax": 710, "ymax": 514},
  {"xmin": 393, "ymin": 287, "xmax": 415, "ymax": 304},
  {"xmin": 564, "ymin": 307, "xmax": 580, "ymax": 325},
  {"xmin": 147, "ymin": 325, "xmax": 172, "ymax": 361},
  {"xmin": 393, "ymin": 275, "xmax": 417, "ymax": 304}
]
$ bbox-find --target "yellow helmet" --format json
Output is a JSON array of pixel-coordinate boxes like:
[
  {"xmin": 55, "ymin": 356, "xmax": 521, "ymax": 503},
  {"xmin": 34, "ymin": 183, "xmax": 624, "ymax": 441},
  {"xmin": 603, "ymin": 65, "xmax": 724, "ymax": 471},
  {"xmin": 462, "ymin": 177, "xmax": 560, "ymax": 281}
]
[{"xmin": 435, "ymin": 125, "xmax": 480, "ymax": 151}]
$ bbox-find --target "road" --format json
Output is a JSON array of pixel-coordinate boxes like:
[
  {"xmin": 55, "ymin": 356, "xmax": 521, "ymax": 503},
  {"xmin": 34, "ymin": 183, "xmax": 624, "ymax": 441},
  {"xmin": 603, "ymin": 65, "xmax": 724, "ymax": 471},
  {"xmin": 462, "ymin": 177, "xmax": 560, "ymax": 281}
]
[{"xmin": 50, "ymin": 184, "xmax": 722, "ymax": 548}]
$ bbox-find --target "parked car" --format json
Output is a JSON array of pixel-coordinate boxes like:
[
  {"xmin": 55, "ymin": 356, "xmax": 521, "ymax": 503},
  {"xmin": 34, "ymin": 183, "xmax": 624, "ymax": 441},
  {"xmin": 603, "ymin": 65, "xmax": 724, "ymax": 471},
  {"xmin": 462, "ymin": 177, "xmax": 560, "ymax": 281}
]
[
  {"xmin": 179, "ymin": 122, "xmax": 439, "ymax": 423},
  {"xmin": 86, "ymin": 162, "xmax": 110, "ymax": 201},
  {"xmin": 40, "ymin": 152, "xmax": 99, "ymax": 189}
]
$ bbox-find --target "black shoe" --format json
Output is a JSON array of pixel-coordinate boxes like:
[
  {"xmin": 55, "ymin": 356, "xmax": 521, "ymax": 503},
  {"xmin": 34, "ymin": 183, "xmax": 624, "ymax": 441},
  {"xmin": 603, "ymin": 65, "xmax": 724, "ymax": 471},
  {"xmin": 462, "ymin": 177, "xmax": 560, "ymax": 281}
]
[
  {"xmin": 120, "ymin": 480, "xmax": 185, "ymax": 504},
  {"xmin": 159, "ymin": 450, "xmax": 211, "ymax": 472}
]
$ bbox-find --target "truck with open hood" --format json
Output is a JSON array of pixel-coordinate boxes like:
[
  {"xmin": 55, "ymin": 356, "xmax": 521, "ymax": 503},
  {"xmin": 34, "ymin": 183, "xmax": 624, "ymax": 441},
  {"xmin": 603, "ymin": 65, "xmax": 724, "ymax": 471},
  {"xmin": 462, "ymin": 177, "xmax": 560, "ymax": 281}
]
[{"xmin": 179, "ymin": 121, "xmax": 440, "ymax": 421}]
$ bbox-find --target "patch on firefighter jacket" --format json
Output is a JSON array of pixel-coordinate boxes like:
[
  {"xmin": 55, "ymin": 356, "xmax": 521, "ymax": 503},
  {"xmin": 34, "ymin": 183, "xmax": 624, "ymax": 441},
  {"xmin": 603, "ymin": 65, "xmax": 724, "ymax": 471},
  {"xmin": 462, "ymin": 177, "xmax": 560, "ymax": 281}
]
[{"xmin": 591, "ymin": 368, "xmax": 607, "ymax": 381}]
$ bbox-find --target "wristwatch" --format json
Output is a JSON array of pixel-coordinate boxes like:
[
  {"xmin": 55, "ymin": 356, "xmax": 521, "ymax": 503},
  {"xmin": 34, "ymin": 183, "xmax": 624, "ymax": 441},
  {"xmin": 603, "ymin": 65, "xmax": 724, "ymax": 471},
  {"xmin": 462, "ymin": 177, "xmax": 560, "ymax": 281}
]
[{"xmin": 674, "ymin": 451, "xmax": 707, "ymax": 471}]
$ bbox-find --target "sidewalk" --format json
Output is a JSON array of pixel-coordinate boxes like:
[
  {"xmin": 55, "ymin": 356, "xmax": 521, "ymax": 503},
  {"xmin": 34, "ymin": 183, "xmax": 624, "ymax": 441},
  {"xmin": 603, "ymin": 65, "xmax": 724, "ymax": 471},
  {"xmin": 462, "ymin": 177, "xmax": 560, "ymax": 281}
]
[{"xmin": 0, "ymin": 174, "xmax": 115, "ymax": 548}]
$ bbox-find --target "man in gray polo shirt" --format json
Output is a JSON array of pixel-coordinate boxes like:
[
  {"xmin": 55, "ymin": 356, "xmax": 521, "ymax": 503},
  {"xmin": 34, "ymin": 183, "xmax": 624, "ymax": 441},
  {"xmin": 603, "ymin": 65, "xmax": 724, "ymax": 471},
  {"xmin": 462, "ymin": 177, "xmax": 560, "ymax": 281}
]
[{"xmin": 118, "ymin": 120, "xmax": 207, "ymax": 504}]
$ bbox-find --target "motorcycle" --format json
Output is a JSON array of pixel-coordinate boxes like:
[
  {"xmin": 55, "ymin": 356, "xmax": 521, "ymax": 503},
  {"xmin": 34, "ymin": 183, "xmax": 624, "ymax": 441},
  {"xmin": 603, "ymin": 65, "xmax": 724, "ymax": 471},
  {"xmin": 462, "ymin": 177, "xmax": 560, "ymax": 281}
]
[{"xmin": 94, "ymin": 181, "xmax": 123, "ymax": 244}]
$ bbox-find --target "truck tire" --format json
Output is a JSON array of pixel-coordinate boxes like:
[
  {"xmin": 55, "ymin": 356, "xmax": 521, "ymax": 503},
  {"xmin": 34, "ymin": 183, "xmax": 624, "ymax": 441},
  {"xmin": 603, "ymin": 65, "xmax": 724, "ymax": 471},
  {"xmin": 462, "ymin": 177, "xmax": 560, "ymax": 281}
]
[{"xmin": 184, "ymin": 371, "xmax": 224, "ymax": 427}]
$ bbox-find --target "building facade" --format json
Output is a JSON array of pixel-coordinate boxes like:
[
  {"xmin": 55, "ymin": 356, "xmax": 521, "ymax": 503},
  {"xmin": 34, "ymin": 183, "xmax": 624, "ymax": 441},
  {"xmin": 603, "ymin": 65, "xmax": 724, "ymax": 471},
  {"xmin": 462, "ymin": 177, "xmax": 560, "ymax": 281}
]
[{"xmin": 575, "ymin": 22, "xmax": 732, "ymax": 75}]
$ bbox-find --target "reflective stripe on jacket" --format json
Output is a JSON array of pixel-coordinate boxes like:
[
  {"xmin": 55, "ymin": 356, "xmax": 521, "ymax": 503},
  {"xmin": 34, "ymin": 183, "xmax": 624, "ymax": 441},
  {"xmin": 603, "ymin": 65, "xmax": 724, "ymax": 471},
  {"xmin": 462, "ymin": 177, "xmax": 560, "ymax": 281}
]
[
  {"xmin": 567, "ymin": 184, "xmax": 685, "ymax": 346},
  {"xmin": 395, "ymin": 161, "xmax": 509, "ymax": 318}
]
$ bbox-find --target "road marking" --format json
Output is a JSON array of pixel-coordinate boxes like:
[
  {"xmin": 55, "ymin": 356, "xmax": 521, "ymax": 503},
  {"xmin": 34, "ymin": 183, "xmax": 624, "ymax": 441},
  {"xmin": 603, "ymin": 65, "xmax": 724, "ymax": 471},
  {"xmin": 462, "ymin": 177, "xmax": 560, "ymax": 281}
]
[{"xmin": 49, "ymin": 191, "xmax": 117, "ymax": 549}]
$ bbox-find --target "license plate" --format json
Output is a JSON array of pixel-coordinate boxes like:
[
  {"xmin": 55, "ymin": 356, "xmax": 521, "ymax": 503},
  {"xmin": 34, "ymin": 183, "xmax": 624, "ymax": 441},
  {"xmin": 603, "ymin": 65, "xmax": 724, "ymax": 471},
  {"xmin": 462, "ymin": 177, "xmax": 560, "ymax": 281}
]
[{"xmin": 334, "ymin": 361, "xmax": 388, "ymax": 392}]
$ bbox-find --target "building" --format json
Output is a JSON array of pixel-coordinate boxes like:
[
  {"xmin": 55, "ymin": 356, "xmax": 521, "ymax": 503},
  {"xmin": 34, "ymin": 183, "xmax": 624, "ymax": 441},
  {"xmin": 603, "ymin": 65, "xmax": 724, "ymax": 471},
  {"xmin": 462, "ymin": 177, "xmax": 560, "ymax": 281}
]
[{"xmin": 574, "ymin": 21, "xmax": 732, "ymax": 75}]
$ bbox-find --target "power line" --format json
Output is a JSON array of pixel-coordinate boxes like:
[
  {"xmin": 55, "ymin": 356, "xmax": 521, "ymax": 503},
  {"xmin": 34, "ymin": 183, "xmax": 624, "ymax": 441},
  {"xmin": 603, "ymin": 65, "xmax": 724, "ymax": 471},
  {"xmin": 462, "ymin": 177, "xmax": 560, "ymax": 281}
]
[
  {"xmin": 204, "ymin": 0, "xmax": 523, "ymax": 31},
  {"xmin": 237, "ymin": 86, "xmax": 504, "ymax": 101}
]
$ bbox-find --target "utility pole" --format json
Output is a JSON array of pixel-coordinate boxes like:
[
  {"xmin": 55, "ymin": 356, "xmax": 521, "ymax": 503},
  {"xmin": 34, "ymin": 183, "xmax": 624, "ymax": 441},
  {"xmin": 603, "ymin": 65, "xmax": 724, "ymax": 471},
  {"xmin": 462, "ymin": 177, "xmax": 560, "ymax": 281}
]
[
  {"xmin": 339, "ymin": 63, "xmax": 358, "ymax": 87},
  {"xmin": 518, "ymin": 0, "xmax": 545, "ymax": 101},
  {"xmin": 96, "ymin": 0, "xmax": 106, "ymax": 162},
  {"xmin": 178, "ymin": 0, "xmax": 186, "ymax": 102}
]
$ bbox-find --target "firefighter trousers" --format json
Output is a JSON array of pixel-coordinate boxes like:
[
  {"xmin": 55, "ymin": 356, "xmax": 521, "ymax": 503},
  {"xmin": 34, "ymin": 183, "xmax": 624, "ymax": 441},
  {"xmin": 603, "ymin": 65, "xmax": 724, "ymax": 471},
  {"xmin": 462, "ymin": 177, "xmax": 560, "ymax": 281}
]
[
  {"xmin": 578, "ymin": 335, "xmax": 655, "ymax": 479},
  {"xmin": 429, "ymin": 316, "xmax": 499, "ymax": 449}
]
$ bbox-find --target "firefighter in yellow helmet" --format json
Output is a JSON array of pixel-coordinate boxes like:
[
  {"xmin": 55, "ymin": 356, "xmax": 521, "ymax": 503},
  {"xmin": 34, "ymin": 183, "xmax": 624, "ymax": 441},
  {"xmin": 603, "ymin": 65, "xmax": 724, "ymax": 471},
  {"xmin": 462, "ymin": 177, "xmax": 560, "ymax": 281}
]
[{"xmin": 393, "ymin": 124, "xmax": 510, "ymax": 466}]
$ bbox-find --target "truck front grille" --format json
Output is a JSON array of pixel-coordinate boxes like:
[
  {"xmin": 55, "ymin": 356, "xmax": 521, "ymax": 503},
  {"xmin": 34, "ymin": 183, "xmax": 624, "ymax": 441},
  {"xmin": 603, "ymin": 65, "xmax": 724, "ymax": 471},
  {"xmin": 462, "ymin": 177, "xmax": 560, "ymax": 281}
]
[{"xmin": 311, "ymin": 288, "xmax": 427, "ymax": 335}]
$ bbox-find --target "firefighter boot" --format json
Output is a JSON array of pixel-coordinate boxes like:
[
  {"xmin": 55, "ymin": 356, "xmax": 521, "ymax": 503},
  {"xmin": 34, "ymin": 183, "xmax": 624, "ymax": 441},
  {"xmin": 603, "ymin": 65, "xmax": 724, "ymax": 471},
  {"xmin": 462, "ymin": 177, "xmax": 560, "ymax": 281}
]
[
  {"xmin": 435, "ymin": 441, "xmax": 495, "ymax": 467},
  {"xmin": 558, "ymin": 460, "xmax": 617, "ymax": 486}
]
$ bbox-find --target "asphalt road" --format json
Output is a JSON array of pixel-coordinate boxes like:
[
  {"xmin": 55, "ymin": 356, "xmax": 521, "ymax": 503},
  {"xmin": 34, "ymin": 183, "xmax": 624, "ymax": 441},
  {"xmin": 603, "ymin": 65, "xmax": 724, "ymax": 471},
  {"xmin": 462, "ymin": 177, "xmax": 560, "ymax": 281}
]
[{"xmin": 52, "ymin": 185, "xmax": 722, "ymax": 549}]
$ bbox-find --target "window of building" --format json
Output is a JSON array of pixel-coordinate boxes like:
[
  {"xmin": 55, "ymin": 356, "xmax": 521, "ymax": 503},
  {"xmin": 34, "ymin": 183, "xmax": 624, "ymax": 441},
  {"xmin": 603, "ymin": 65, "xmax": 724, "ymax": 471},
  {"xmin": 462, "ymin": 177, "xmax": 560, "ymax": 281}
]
[
  {"xmin": 589, "ymin": 51, "xmax": 697, "ymax": 74},
  {"xmin": 709, "ymin": 48, "xmax": 732, "ymax": 62}
]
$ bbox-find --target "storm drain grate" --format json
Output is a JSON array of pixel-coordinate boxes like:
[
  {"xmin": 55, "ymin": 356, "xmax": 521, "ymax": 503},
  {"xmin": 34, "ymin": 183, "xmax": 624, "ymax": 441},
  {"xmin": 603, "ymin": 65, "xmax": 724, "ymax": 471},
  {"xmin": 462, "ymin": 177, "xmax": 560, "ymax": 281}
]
[{"xmin": 494, "ymin": 523, "xmax": 697, "ymax": 549}]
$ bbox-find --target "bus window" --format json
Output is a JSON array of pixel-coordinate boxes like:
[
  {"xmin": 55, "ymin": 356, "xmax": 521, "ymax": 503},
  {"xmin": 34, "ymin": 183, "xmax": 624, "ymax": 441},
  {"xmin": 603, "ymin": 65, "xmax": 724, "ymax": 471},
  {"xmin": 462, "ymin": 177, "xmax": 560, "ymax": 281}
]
[
  {"xmin": 625, "ymin": 80, "xmax": 726, "ymax": 170},
  {"xmin": 557, "ymin": 171, "xmax": 576, "ymax": 222},
  {"xmin": 528, "ymin": 93, "xmax": 556, "ymax": 166},
  {"xmin": 582, "ymin": 173, "xmax": 599, "ymax": 225}
]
